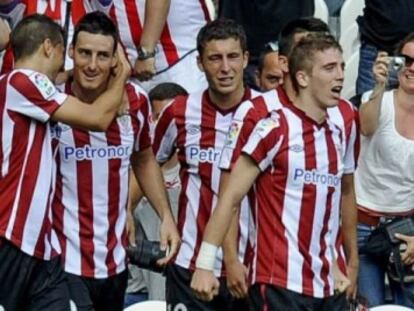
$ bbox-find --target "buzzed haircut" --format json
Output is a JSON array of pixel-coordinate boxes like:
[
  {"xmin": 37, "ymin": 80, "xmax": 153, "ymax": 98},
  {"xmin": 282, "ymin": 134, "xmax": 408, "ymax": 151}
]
[
  {"xmin": 72, "ymin": 11, "xmax": 118, "ymax": 53},
  {"xmin": 197, "ymin": 18, "xmax": 247, "ymax": 57},
  {"xmin": 10, "ymin": 14, "xmax": 64, "ymax": 61},
  {"xmin": 149, "ymin": 83, "xmax": 188, "ymax": 102},
  {"xmin": 279, "ymin": 17, "xmax": 330, "ymax": 57},
  {"xmin": 289, "ymin": 33, "xmax": 342, "ymax": 92}
]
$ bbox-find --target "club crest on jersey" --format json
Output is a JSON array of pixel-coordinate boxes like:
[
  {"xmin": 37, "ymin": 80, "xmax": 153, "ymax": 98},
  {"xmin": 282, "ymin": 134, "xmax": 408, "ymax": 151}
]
[
  {"xmin": 29, "ymin": 72, "xmax": 56, "ymax": 99},
  {"xmin": 225, "ymin": 120, "xmax": 242, "ymax": 148}
]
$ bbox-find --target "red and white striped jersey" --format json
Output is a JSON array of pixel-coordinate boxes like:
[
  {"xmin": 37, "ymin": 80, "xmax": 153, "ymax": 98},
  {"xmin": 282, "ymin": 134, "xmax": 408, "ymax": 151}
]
[
  {"xmin": 0, "ymin": 69, "xmax": 67, "ymax": 260},
  {"xmin": 52, "ymin": 81, "xmax": 151, "ymax": 278},
  {"xmin": 153, "ymin": 88, "xmax": 260, "ymax": 276},
  {"xmin": 0, "ymin": 0, "xmax": 111, "ymax": 74},
  {"xmin": 220, "ymin": 86, "xmax": 360, "ymax": 281},
  {"xmin": 110, "ymin": 0, "xmax": 213, "ymax": 71},
  {"xmin": 242, "ymin": 106, "xmax": 345, "ymax": 298}
]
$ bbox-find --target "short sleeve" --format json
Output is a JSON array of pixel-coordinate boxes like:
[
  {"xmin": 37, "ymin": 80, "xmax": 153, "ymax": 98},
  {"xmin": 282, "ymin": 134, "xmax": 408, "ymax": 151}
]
[{"xmin": 8, "ymin": 71, "xmax": 67, "ymax": 123}]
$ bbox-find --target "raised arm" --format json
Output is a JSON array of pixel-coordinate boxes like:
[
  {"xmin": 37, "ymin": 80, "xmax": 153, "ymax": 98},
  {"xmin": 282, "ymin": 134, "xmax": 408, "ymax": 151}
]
[{"xmin": 359, "ymin": 51, "xmax": 389, "ymax": 136}]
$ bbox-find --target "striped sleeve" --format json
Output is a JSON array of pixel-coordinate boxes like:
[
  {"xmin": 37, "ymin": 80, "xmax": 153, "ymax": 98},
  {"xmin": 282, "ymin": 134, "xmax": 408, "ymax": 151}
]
[
  {"xmin": 343, "ymin": 105, "xmax": 360, "ymax": 174},
  {"xmin": 135, "ymin": 94, "xmax": 152, "ymax": 151},
  {"xmin": 8, "ymin": 71, "xmax": 67, "ymax": 122},
  {"xmin": 242, "ymin": 111, "xmax": 285, "ymax": 172},
  {"xmin": 152, "ymin": 98, "xmax": 180, "ymax": 164}
]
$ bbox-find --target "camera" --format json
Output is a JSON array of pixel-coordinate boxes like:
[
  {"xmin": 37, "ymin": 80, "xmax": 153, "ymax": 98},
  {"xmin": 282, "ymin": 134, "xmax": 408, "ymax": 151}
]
[
  {"xmin": 127, "ymin": 239, "xmax": 167, "ymax": 273},
  {"xmin": 389, "ymin": 56, "xmax": 405, "ymax": 72}
]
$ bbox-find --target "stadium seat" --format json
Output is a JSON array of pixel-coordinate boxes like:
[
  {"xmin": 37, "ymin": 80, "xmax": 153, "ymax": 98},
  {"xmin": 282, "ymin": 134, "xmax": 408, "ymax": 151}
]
[
  {"xmin": 370, "ymin": 305, "xmax": 414, "ymax": 311},
  {"xmin": 314, "ymin": 0, "xmax": 329, "ymax": 23},
  {"xmin": 124, "ymin": 300, "xmax": 167, "ymax": 311}
]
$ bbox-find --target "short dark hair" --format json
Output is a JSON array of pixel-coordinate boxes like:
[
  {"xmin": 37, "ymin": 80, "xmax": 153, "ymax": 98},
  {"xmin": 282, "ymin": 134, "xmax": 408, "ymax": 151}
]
[
  {"xmin": 289, "ymin": 33, "xmax": 342, "ymax": 92},
  {"xmin": 279, "ymin": 17, "xmax": 330, "ymax": 57},
  {"xmin": 10, "ymin": 14, "xmax": 64, "ymax": 61},
  {"xmin": 257, "ymin": 50, "xmax": 278, "ymax": 73},
  {"xmin": 148, "ymin": 83, "xmax": 188, "ymax": 102},
  {"xmin": 197, "ymin": 18, "xmax": 247, "ymax": 56},
  {"xmin": 72, "ymin": 11, "xmax": 118, "ymax": 53},
  {"xmin": 395, "ymin": 32, "xmax": 414, "ymax": 55}
]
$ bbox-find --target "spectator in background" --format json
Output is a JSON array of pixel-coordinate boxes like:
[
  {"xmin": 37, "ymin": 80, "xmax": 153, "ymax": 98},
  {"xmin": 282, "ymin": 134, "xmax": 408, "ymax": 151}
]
[
  {"xmin": 111, "ymin": 0, "xmax": 212, "ymax": 93},
  {"xmin": 254, "ymin": 42, "xmax": 284, "ymax": 91},
  {"xmin": 127, "ymin": 82, "xmax": 187, "ymax": 303},
  {"xmin": 356, "ymin": 0, "xmax": 414, "ymax": 95},
  {"xmin": 355, "ymin": 33, "xmax": 414, "ymax": 308},
  {"xmin": 218, "ymin": 0, "xmax": 314, "ymax": 88}
]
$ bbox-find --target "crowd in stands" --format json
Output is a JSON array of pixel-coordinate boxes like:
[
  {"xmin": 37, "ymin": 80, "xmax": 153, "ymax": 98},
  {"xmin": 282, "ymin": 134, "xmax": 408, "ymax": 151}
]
[{"xmin": 1, "ymin": 1, "xmax": 414, "ymax": 311}]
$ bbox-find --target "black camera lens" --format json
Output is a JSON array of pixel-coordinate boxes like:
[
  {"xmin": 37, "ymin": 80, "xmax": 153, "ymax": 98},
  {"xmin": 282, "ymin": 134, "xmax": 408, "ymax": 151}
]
[{"xmin": 127, "ymin": 239, "xmax": 166, "ymax": 273}]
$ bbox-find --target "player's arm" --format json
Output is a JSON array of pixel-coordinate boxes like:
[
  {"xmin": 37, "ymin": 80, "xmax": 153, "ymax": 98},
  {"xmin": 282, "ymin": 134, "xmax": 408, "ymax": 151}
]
[
  {"xmin": 191, "ymin": 154, "xmax": 260, "ymax": 301},
  {"xmin": 130, "ymin": 147, "xmax": 180, "ymax": 265},
  {"xmin": 220, "ymin": 170, "xmax": 249, "ymax": 299},
  {"xmin": 134, "ymin": 0, "xmax": 170, "ymax": 81},
  {"xmin": 359, "ymin": 51, "xmax": 389, "ymax": 136},
  {"xmin": 340, "ymin": 173, "xmax": 358, "ymax": 299},
  {"xmin": 51, "ymin": 44, "xmax": 130, "ymax": 131}
]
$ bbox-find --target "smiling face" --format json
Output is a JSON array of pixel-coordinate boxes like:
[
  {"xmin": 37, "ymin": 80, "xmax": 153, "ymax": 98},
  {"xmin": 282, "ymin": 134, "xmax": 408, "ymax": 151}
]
[
  {"xmin": 398, "ymin": 41, "xmax": 414, "ymax": 94},
  {"xmin": 305, "ymin": 48, "xmax": 344, "ymax": 109},
  {"xmin": 70, "ymin": 31, "xmax": 116, "ymax": 93},
  {"xmin": 197, "ymin": 38, "xmax": 248, "ymax": 97}
]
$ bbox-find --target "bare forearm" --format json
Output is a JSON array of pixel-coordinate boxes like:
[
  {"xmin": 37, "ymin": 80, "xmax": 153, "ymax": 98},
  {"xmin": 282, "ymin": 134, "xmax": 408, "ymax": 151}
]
[
  {"xmin": 131, "ymin": 149, "xmax": 172, "ymax": 220},
  {"xmin": 359, "ymin": 83, "xmax": 385, "ymax": 136},
  {"xmin": 140, "ymin": 0, "xmax": 170, "ymax": 51}
]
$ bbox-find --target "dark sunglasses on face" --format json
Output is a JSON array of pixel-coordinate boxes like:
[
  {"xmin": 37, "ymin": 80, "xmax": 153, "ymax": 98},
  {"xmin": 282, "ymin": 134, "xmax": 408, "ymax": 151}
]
[{"xmin": 399, "ymin": 54, "xmax": 414, "ymax": 67}]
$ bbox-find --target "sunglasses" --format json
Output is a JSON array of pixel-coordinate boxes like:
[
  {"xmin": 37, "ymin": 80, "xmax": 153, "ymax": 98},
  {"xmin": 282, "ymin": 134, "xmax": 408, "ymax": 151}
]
[{"xmin": 399, "ymin": 54, "xmax": 414, "ymax": 67}]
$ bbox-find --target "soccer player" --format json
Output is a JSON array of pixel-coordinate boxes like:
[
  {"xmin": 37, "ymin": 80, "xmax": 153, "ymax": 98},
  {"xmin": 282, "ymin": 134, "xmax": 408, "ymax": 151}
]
[
  {"xmin": 216, "ymin": 17, "xmax": 360, "ymax": 300},
  {"xmin": 51, "ymin": 12, "xmax": 180, "ymax": 311},
  {"xmin": 0, "ymin": 13, "xmax": 129, "ymax": 310},
  {"xmin": 152, "ymin": 19, "xmax": 259, "ymax": 311},
  {"xmin": 254, "ymin": 43, "xmax": 283, "ymax": 91},
  {"xmin": 191, "ymin": 33, "xmax": 349, "ymax": 311}
]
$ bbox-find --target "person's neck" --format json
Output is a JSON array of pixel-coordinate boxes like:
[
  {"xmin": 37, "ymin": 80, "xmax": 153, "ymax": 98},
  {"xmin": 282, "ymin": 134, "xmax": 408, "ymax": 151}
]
[
  {"xmin": 208, "ymin": 84, "xmax": 245, "ymax": 110},
  {"xmin": 283, "ymin": 76, "xmax": 297, "ymax": 102},
  {"xmin": 396, "ymin": 88, "xmax": 414, "ymax": 114},
  {"xmin": 294, "ymin": 91, "xmax": 327, "ymax": 124},
  {"xmin": 71, "ymin": 80, "xmax": 106, "ymax": 104},
  {"xmin": 15, "ymin": 58, "xmax": 52, "ymax": 81}
]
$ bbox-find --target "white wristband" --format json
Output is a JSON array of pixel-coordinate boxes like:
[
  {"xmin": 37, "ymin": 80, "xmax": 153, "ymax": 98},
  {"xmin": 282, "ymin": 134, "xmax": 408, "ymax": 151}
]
[{"xmin": 195, "ymin": 241, "xmax": 218, "ymax": 271}]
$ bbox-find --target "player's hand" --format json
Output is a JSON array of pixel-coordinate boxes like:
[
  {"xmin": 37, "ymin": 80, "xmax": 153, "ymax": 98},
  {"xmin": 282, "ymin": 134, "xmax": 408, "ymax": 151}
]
[
  {"xmin": 157, "ymin": 213, "xmax": 180, "ymax": 266},
  {"xmin": 225, "ymin": 259, "xmax": 248, "ymax": 299},
  {"xmin": 111, "ymin": 43, "xmax": 132, "ymax": 82},
  {"xmin": 333, "ymin": 261, "xmax": 351, "ymax": 294},
  {"xmin": 191, "ymin": 268, "xmax": 220, "ymax": 301},
  {"xmin": 345, "ymin": 258, "xmax": 359, "ymax": 299},
  {"xmin": 373, "ymin": 51, "xmax": 390, "ymax": 86},
  {"xmin": 134, "ymin": 57, "xmax": 156, "ymax": 81}
]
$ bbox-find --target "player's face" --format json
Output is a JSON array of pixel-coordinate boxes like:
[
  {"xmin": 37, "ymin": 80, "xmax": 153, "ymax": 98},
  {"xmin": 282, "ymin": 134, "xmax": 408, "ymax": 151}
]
[
  {"xmin": 198, "ymin": 38, "xmax": 248, "ymax": 96},
  {"xmin": 398, "ymin": 42, "xmax": 414, "ymax": 94},
  {"xmin": 70, "ymin": 31, "xmax": 116, "ymax": 91},
  {"xmin": 256, "ymin": 52, "xmax": 283, "ymax": 91},
  {"xmin": 307, "ymin": 48, "xmax": 344, "ymax": 109},
  {"xmin": 151, "ymin": 98, "xmax": 171, "ymax": 122}
]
